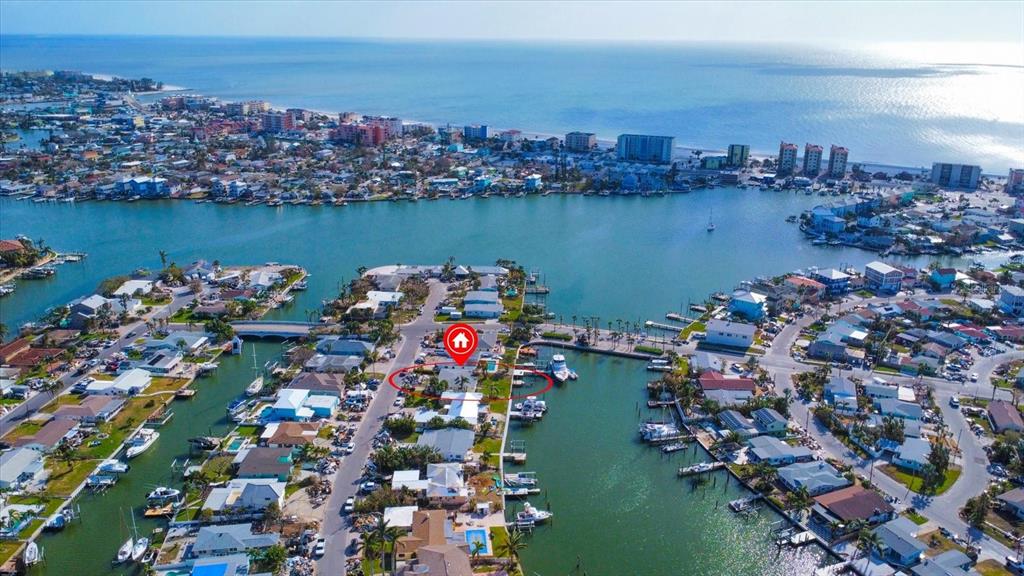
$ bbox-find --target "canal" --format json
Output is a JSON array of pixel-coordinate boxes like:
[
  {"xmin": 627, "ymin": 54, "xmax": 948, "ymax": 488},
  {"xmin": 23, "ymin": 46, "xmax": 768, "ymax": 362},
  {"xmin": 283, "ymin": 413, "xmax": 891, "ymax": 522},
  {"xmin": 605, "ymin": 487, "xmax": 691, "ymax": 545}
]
[
  {"xmin": 28, "ymin": 341, "xmax": 284, "ymax": 576},
  {"xmin": 506, "ymin": 349, "xmax": 832, "ymax": 576}
]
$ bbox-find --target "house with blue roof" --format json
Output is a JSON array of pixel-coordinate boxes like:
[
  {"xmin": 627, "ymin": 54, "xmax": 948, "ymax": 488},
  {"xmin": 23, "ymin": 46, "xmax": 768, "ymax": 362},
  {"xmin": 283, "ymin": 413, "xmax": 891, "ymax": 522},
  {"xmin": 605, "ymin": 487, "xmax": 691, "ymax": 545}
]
[
  {"xmin": 729, "ymin": 289, "xmax": 767, "ymax": 321},
  {"xmin": 873, "ymin": 517, "xmax": 927, "ymax": 568},
  {"xmin": 778, "ymin": 460, "xmax": 850, "ymax": 496}
]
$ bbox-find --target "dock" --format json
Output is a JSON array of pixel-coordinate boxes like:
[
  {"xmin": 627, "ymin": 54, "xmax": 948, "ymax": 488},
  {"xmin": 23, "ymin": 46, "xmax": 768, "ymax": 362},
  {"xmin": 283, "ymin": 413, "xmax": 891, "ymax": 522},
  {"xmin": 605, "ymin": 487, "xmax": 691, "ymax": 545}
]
[
  {"xmin": 525, "ymin": 286, "xmax": 550, "ymax": 294},
  {"xmin": 648, "ymin": 433, "xmax": 694, "ymax": 445},
  {"xmin": 677, "ymin": 462, "xmax": 724, "ymax": 476},
  {"xmin": 789, "ymin": 531, "xmax": 816, "ymax": 547},
  {"xmin": 502, "ymin": 452, "xmax": 527, "ymax": 464},
  {"xmin": 647, "ymin": 400, "xmax": 674, "ymax": 408},
  {"xmin": 661, "ymin": 442, "xmax": 689, "ymax": 453},
  {"xmin": 644, "ymin": 320, "xmax": 685, "ymax": 332}
]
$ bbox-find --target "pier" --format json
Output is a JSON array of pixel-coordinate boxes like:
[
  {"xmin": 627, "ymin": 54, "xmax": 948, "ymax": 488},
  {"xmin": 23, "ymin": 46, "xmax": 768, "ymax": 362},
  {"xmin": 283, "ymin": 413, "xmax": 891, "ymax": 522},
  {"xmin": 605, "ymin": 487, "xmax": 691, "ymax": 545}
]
[{"xmin": 644, "ymin": 320, "xmax": 685, "ymax": 332}]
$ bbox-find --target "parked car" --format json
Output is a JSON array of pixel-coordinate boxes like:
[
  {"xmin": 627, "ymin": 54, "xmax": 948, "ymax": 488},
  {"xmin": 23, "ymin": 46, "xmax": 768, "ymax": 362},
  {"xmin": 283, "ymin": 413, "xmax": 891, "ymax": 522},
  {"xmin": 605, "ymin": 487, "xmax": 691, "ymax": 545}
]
[
  {"xmin": 313, "ymin": 537, "xmax": 326, "ymax": 557},
  {"xmin": 343, "ymin": 497, "xmax": 355, "ymax": 514}
]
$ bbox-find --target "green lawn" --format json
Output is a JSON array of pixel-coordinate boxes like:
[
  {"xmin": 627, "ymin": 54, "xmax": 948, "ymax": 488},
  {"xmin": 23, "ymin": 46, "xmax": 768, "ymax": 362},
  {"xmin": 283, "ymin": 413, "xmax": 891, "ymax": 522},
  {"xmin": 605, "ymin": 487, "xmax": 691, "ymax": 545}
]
[
  {"xmin": 202, "ymin": 454, "xmax": 236, "ymax": 482},
  {"xmin": 680, "ymin": 321, "xmax": 706, "ymax": 339},
  {"xmin": 0, "ymin": 541, "xmax": 23, "ymax": 567},
  {"xmin": 480, "ymin": 374, "xmax": 512, "ymax": 416},
  {"xmin": 43, "ymin": 460, "xmax": 96, "ymax": 497},
  {"xmin": 977, "ymin": 559, "xmax": 1013, "ymax": 576},
  {"xmin": 235, "ymin": 425, "xmax": 261, "ymax": 437},
  {"xmin": 880, "ymin": 465, "xmax": 961, "ymax": 496}
]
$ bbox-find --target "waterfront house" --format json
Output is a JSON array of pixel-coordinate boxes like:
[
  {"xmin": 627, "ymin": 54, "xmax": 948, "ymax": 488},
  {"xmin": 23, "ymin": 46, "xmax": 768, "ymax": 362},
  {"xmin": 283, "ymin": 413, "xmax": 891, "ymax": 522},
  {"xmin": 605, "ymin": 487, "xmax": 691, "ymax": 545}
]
[
  {"xmin": 728, "ymin": 289, "xmax": 767, "ymax": 321},
  {"xmin": 698, "ymin": 371, "xmax": 756, "ymax": 406},
  {"xmin": 440, "ymin": 392, "xmax": 483, "ymax": 425},
  {"xmin": 189, "ymin": 554, "xmax": 251, "ymax": 576},
  {"xmin": 873, "ymin": 517, "xmax": 927, "ymax": 568},
  {"xmin": 751, "ymin": 408, "xmax": 788, "ymax": 436},
  {"xmin": 190, "ymin": 522, "xmax": 280, "ymax": 558},
  {"xmin": 425, "ymin": 463, "xmax": 469, "ymax": 505},
  {"xmin": 202, "ymin": 478, "xmax": 286, "ymax": 516},
  {"xmin": 417, "ymin": 428, "xmax": 474, "ymax": 462},
  {"xmin": 12, "ymin": 419, "xmax": 78, "ymax": 452},
  {"xmin": 143, "ymin": 330, "xmax": 209, "ymax": 353},
  {"xmin": 865, "ymin": 261, "xmax": 903, "ymax": 294},
  {"xmin": 85, "ymin": 368, "xmax": 152, "ymax": 396},
  {"xmin": 812, "ymin": 486, "xmax": 895, "ymax": 533},
  {"xmin": 746, "ymin": 436, "xmax": 812, "ymax": 466},
  {"xmin": 262, "ymin": 421, "xmax": 320, "ymax": 448},
  {"xmin": 691, "ymin": 352, "xmax": 723, "ymax": 373},
  {"xmin": 464, "ymin": 302, "xmax": 503, "ymax": 318},
  {"xmin": 718, "ymin": 410, "xmax": 757, "ymax": 439},
  {"xmin": 235, "ymin": 447, "xmax": 293, "ymax": 482},
  {"xmin": 810, "ymin": 268, "xmax": 851, "ymax": 295},
  {"xmin": 703, "ymin": 319, "xmax": 755, "ymax": 349},
  {"xmin": 395, "ymin": 509, "xmax": 449, "ymax": 560},
  {"xmin": 988, "ymin": 400, "xmax": 1024, "ymax": 433},
  {"xmin": 893, "ymin": 437, "xmax": 931, "ymax": 471},
  {"xmin": 824, "ymin": 375, "xmax": 858, "ymax": 414},
  {"xmin": 397, "ymin": 544, "xmax": 474, "ymax": 576},
  {"xmin": 52, "ymin": 395, "xmax": 125, "ymax": 423},
  {"xmin": 112, "ymin": 279, "xmax": 154, "ymax": 297},
  {"xmin": 777, "ymin": 461, "xmax": 850, "ymax": 496},
  {"xmin": 929, "ymin": 268, "xmax": 957, "ymax": 291},
  {"xmin": 999, "ymin": 285, "xmax": 1024, "ymax": 317},
  {"xmin": 0, "ymin": 447, "xmax": 47, "ymax": 490},
  {"xmin": 304, "ymin": 354, "xmax": 362, "ymax": 373}
]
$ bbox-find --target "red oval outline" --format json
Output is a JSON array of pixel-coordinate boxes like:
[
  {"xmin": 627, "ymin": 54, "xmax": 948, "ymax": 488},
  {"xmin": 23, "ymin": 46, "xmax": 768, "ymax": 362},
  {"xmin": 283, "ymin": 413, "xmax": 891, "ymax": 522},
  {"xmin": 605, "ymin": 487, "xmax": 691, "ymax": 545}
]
[{"xmin": 387, "ymin": 360, "xmax": 554, "ymax": 402}]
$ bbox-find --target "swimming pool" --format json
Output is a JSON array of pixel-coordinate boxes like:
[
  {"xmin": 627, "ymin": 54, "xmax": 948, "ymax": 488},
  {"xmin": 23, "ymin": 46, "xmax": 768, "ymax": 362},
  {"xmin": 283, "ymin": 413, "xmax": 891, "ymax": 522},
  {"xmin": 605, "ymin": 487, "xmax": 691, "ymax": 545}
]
[{"xmin": 464, "ymin": 528, "xmax": 490, "ymax": 555}]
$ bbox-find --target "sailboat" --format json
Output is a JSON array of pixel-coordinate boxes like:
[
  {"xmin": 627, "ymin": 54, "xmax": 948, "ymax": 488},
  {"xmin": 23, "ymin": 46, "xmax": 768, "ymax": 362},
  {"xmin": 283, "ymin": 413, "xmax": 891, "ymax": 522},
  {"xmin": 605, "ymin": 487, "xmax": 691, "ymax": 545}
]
[
  {"xmin": 130, "ymin": 508, "xmax": 149, "ymax": 561},
  {"xmin": 706, "ymin": 208, "xmax": 716, "ymax": 232},
  {"xmin": 245, "ymin": 344, "xmax": 263, "ymax": 397},
  {"xmin": 115, "ymin": 510, "xmax": 133, "ymax": 564}
]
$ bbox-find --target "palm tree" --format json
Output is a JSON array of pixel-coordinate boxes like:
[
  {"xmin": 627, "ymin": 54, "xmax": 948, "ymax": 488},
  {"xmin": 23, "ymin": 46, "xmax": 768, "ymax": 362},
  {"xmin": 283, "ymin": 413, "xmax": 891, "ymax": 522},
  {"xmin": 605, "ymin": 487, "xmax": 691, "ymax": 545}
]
[
  {"xmin": 54, "ymin": 441, "xmax": 75, "ymax": 470},
  {"xmin": 370, "ymin": 514, "xmax": 403, "ymax": 575},
  {"xmin": 499, "ymin": 528, "xmax": 528, "ymax": 571},
  {"xmin": 470, "ymin": 540, "xmax": 486, "ymax": 561},
  {"xmin": 158, "ymin": 249, "xmax": 168, "ymax": 269},
  {"xmin": 856, "ymin": 527, "xmax": 882, "ymax": 560}
]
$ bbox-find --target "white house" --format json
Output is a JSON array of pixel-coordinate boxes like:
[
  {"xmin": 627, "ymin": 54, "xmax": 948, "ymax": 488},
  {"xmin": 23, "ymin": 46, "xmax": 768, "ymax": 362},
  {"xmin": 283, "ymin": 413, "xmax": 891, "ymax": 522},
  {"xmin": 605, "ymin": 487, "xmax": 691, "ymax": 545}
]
[
  {"xmin": 203, "ymin": 478, "xmax": 286, "ymax": 515},
  {"xmin": 704, "ymin": 319, "xmax": 755, "ymax": 349},
  {"xmin": 85, "ymin": 368, "xmax": 152, "ymax": 396},
  {"xmin": 113, "ymin": 279, "xmax": 154, "ymax": 297},
  {"xmin": 865, "ymin": 261, "xmax": 903, "ymax": 293},
  {"xmin": 0, "ymin": 447, "xmax": 47, "ymax": 490},
  {"xmin": 1000, "ymin": 285, "xmax": 1024, "ymax": 317}
]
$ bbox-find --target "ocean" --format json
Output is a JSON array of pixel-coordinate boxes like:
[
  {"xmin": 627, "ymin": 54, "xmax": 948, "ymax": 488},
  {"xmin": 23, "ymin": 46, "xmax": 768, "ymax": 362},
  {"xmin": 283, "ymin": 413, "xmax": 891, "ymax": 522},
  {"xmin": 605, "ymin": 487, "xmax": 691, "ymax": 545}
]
[{"xmin": 1, "ymin": 35, "xmax": 1022, "ymax": 171}]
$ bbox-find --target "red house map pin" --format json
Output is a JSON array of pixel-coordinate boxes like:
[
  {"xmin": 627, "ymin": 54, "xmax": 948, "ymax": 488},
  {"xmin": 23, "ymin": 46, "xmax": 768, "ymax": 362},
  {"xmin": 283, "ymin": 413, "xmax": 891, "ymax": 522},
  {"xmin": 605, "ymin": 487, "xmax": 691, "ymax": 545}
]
[{"xmin": 443, "ymin": 323, "xmax": 478, "ymax": 366}]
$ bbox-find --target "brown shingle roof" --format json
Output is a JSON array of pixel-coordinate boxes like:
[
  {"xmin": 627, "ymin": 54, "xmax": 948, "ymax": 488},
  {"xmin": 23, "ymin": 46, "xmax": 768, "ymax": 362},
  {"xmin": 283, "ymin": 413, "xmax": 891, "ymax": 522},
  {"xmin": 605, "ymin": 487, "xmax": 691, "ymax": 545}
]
[
  {"xmin": 988, "ymin": 400, "xmax": 1024, "ymax": 432},
  {"xmin": 814, "ymin": 485, "xmax": 893, "ymax": 522},
  {"xmin": 237, "ymin": 447, "xmax": 292, "ymax": 478}
]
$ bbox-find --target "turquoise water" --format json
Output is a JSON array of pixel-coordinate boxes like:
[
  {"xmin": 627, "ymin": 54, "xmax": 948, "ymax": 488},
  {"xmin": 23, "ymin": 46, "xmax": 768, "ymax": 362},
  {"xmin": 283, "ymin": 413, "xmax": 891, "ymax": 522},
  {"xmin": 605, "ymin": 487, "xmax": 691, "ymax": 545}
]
[
  {"xmin": 29, "ymin": 342, "xmax": 284, "ymax": 576},
  {"xmin": 506, "ymin": 349, "xmax": 832, "ymax": 575},
  {"xmin": 1, "ymin": 36, "xmax": 1021, "ymax": 170},
  {"xmin": 1, "ymin": 192, "xmax": 954, "ymax": 333},
  {"xmin": 464, "ymin": 528, "xmax": 489, "ymax": 555}
]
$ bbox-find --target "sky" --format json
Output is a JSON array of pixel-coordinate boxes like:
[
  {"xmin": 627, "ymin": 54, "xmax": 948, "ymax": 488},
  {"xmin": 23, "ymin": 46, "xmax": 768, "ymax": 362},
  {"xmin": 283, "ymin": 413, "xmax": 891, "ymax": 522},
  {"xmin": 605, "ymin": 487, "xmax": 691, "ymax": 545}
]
[{"xmin": 2, "ymin": 1, "xmax": 1023, "ymax": 46}]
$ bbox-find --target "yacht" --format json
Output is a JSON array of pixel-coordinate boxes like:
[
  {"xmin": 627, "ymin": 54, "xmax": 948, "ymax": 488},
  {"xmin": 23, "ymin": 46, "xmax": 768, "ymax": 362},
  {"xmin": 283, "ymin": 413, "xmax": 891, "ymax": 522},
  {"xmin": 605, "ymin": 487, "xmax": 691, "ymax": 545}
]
[
  {"xmin": 706, "ymin": 208, "xmax": 716, "ymax": 232},
  {"xmin": 98, "ymin": 460, "xmax": 129, "ymax": 474},
  {"xmin": 517, "ymin": 502, "xmax": 553, "ymax": 524},
  {"xmin": 124, "ymin": 429, "xmax": 159, "ymax": 459},
  {"xmin": 638, "ymin": 421, "xmax": 681, "ymax": 442},
  {"xmin": 514, "ymin": 396, "xmax": 547, "ymax": 414},
  {"xmin": 245, "ymin": 344, "xmax": 264, "ymax": 396},
  {"xmin": 147, "ymin": 487, "xmax": 181, "ymax": 502},
  {"xmin": 547, "ymin": 354, "xmax": 575, "ymax": 383},
  {"xmin": 227, "ymin": 398, "xmax": 250, "ymax": 422}
]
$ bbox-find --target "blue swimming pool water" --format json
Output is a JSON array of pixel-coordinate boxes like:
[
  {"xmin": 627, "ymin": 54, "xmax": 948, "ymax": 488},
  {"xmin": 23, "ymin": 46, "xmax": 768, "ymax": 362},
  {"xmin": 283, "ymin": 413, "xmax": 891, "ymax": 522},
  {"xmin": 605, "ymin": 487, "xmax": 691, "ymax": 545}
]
[{"xmin": 464, "ymin": 529, "xmax": 489, "ymax": 555}]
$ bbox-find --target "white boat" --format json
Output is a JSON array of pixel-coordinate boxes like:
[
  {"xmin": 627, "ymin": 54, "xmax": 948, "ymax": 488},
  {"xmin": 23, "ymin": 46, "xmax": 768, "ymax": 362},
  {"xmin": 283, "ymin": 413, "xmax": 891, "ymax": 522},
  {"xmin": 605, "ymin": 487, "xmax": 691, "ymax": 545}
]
[
  {"xmin": 245, "ymin": 376, "xmax": 264, "ymax": 396},
  {"xmin": 547, "ymin": 354, "xmax": 573, "ymax": 383},
  {"xmin": 147, "ymin": 486, "xmax": 180, "ymax": 501},
  {"xmin": 23, "ymin": 542, "xmax": 40, "ymax": 566},
  {"xmin": 245, "ymin": 344, "xmax": 263, "ymax": 396},
  {"xmin": 513, "ymin": 396, "xmax": 547, "ymax": 414},
  {"xmin": 116, "ymin": 537, "xmax": 133, "ymax": 564},
  {"xmin": 516, "ymin": 502, "xmax": 553, "ymax": 524},
  {"xmin": 99, "ymin": 459, "xmax": 129, "ymax": 474},
  {"xmin": 131, "ymin": 537, "xmax": 149, "ymax": 562},
  {"xmin": 124, "ymin": 429, "xmax": 159, "ymax": 459},
  {"xmin": 707, "ymin": 208, "xmax": 716, "ymax": 232}
]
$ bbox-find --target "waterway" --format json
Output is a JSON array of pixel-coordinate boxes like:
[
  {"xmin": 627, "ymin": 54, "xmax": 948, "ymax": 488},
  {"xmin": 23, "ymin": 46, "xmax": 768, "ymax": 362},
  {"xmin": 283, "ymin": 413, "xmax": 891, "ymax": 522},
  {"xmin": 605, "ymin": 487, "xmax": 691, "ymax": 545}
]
[
  {"xmin": 506, "ymin": 348, "xmax": 831, "ymax": 576},
  {"xmin": 28, "ymin": 341, "xmax": 283, "ymax": 576},
  {"xmin": 0, "ymin": 190, "xmax": 966, "ymax": 334},
  {"xmin": 0, "ymin": 191, "xmax": 970, "ymax": 576}
]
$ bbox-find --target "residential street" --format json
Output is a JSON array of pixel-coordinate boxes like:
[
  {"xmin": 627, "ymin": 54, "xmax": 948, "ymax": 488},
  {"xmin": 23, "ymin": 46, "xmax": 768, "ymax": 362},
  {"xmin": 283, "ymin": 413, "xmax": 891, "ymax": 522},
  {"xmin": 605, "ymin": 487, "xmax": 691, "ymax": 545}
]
[{"xmin": 0, "ymin": 285, "xmax": 198, "ymax": 435}]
